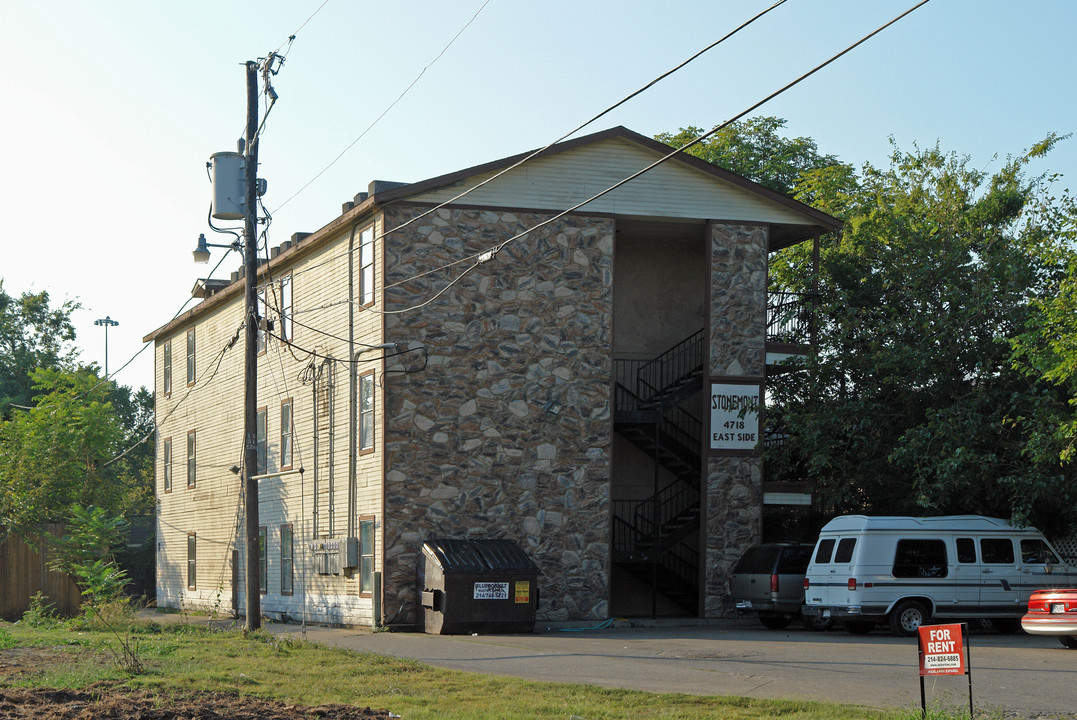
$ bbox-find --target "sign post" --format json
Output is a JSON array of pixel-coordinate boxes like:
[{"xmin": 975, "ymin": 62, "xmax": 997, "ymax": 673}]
[{"xmin": 917, "ymin": 622, "xmax": 972, "ymax": 718}]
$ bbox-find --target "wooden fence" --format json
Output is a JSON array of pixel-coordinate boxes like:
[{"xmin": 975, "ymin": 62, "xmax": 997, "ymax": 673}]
[{"xmin": 0, "ymin": 525, "xmax": 81, "ymax": 621}]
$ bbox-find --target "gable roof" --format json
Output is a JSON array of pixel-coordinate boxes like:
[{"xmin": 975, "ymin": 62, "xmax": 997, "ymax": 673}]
[
  {"xmin": 375, "ymin": 125, "xmax": 842, "ymax": 236},
  {"xmin": 145, "ymin": 126, "xmax": 841, "ymax": 342}
]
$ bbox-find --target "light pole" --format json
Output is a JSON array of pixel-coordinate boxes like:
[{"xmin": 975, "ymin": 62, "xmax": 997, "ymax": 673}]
[{"xmin": 94, "ymin": 316, "xmax": 119, "ymax": 377}]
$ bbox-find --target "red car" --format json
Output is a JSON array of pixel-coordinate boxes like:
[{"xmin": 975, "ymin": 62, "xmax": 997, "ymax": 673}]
[{"xmin": 1021, "ymin": 589, "xmax": 1077, "ymax": 649}]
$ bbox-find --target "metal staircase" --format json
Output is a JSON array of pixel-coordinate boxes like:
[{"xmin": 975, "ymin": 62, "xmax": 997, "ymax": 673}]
[{"xmin": 612, "ymin": 330, "xmax": 705, "ymax": 615}]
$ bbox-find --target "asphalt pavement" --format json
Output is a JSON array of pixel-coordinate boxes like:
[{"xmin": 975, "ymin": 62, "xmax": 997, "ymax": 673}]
[{"xmin": 143, "ymin": 612, "xmax": 1077, "ymax": 718}]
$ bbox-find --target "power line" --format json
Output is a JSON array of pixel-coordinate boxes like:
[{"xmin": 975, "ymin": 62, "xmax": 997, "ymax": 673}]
[
  {"xmin": 351, "ymin": 0, "xmax": 934, "ymax": 317},
  {"xmin": 277, "ymin": 0, "xmax": 792, "ymax": 291},
  {"xmin": 273, "ymin": 0, "xmax": 493, "ymax": 214}
]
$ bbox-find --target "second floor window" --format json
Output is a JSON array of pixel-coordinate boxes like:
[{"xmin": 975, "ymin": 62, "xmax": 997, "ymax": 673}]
[
  {"xmin": 359, "ymin": 372, "xmax": 374, "ymax": 452},
  {"xmin": 257, "ymin": 288, "xmax": 268, "ymax": 354},
  {"xmin": 163, "ymin": 341, "xmax": 172, "ymax": 395},
  {"xmin": 256, "ymin": 408, "xmax": 267, "ymax": 475},
  {"xmin": 280, "ymin": 399, "xmax": 293, "ymax": 470},
  {"xmin": 186, "ymin": 431, "xmax": 196, "ymax": 488},
  {"xmin": 360, "ymin": 226, "xmax": 375, "ymax": 305},
  {"xmin": 279, "ymin": 274, "xmax": 292, "ymax": 341},
  {"xmin": 163, "ymin": 437, "xmax": 172, "ymax": 493},
  {"xmin": 186, "ymin": 329, "xmax": 196, "ymax": 385}
]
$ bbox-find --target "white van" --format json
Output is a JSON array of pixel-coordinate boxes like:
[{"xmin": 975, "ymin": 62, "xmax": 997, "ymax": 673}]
[{"xmin": 802, "ymin": 515, "xmax": 1077, "ymax": 636}]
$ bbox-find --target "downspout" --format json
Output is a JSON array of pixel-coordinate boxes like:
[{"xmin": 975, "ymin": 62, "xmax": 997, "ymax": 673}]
[{"xmin": 347, "ymin": 221, "xmax": 358, "ymax": 541}]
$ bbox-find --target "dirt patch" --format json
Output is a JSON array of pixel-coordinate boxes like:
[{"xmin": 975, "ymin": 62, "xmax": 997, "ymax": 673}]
[
  {"xmin": 0, "ymin": 686, "xmax": 393, "ymax": 719},
  {"xmin": 0, "ymin": 647, "xmax": 73, "ymax": 678}
]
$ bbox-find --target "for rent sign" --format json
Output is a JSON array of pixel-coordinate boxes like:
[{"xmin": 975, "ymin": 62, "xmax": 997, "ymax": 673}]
[
  {"xmin": 917, "ymin": 622, "xmax": 973, "ymax": 719},
  {"xmin": 918, "ymin": 623, "xmax": 966, "ymax": 675}
]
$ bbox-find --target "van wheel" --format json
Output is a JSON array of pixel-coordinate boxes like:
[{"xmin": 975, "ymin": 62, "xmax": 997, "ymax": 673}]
[
  {"xmin": 1059, "ymin": 636, "xmax": 1077, "ymax": 649},
  {"xmin": 759, "ymin": 614, "xmax": 793, "ymax": 630},
  {"xmin": 844, "ymin": 620, "xmax": 875, "ymax": 634},
  {"xmin": 889, "ymin": 600, "xmax": 928, "ymax": 637}
]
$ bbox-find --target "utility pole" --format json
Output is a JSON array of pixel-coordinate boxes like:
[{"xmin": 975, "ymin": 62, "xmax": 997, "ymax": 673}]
[
  {"xmin": 242, "ymin": 60, "xmax": 262, "ymax": 632},
  {"xmin": 94, "ymin": 316, "xmax": 119, "ymax": 377}
]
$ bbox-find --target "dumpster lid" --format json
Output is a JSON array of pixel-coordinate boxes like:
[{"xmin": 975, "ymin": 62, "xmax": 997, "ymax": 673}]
[{"xmin": 424, "ymin": 538, "xmax": 539, "ymax": 573}]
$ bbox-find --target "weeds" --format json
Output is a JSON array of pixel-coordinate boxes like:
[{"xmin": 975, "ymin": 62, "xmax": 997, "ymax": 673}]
[
  {"xmin": 20, "ymin": 592, "xmax": 59, "ymax": 628},
  {"xmin": 0, "ymin": 626, "xmax": 15, "ymax": 650}
]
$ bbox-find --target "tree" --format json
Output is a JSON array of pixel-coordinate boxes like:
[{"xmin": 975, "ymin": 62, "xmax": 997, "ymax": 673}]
[
  {"xmin": 1010, "ymin": 172, "xmax": 1077, "ymax": 466},
  {"xmin": 0, "ymin": 367, "xmax": 151, "ymax": 532},
  {"xmin": 765, "ymin": 137, "xmax": 1076, "ymax": 535},
  {"xmin": 656, "ymin": 117, "xmax": 855, "ymax": 197},
  {"xmin": 0, "ymin": 281, "xmax": 79, "ymax": 418}
]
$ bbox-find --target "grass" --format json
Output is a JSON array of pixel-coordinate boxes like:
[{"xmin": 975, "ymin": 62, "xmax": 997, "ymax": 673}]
[{"xmin": 0, "ymin": 618, "xmax": 962, "ymax": 720}]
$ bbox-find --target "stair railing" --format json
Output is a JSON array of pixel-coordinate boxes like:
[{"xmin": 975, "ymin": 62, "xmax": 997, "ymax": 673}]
[{"xmin": 636, "ymin": 329, "xmax": 705, "ymax": 402}]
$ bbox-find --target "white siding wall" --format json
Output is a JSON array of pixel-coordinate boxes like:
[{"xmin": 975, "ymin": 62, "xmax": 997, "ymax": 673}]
[
  {"xmin": 155, "ymin": 215, "xmax": 386, "ymax": 625},
  {"xmin": 411, "ymin": 137, "xmax": 816, "ymax": 226}
]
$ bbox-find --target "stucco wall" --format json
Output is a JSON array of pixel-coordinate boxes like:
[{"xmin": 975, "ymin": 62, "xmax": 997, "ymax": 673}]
[{"xmin": 380, "ymin": 205, "xmax": 615, "ymax": 623}]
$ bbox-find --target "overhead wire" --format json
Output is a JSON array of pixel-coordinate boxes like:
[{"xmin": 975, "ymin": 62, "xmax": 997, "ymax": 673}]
[
  {"xmin": 273, "ymin": 0, "xmax": 493, "ymax": 215},
  {"xmin": 275, "ymin": 0, "xmax": 792, "ymax": 291},
  {"xmin": 362, "ymin": 0, "xmax": 792, "ymax": 251},
  {"xmin": 349, "ymin": 0, "xmax": 934, "ymax": 317},
  {"xmin": 88, "ymin": 245, "xmax": 238, "ymax": 398},
  {"xmin": 103, "ymin": 319, "xmax": 244, "ymax": 468}
]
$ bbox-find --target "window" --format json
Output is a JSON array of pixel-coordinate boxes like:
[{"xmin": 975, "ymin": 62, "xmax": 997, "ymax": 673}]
[
  {"xmin": 259, "ymin": 526, "xmax": 267, "ymax": 594},
  {"xmin": 163, "ymin": 341, "xmax": 172, "ymax": 395},
  {"xmin": 256, "ymin": 407, "xmax": 267, "ymax": 475},
  {"xmin": 280, "ymin": 399, "xmax": 293, "ymax": 470},
  {"xmin": 893, "ymin": 539, "xmax": 948, "ymax": 578},
  {"xmin": 186, "ymin": 328, "xmax": 196, "ymax": 385},
  {"xmin": 834, "ymin": 538, "xmax": 857, "ymax": 563},
  {"xmin": 360, "ymin": 517, "xmax": 375, "ymax": 595},
  {"xmin": 956, "ymin": 538, "xmax": 976, "ymax": 563},
  {"xmin": 359, "ymin": 225, "xmax": 375, "ymax": 306},
  {"xmin": 187, "ymin": 533, "xmax": 197, "ymax": 590},
  {"xmin": 359, "ymin": 372, "xmax": 374, "ymax": 452},
  {"xmin": 257, "ymin": 288, "xmax": 268, "ymax": 354},
  {"xmin": 981, "ymin": 538, "xmax": 1015, "ymax": 564},
  {"xmin": 280, "ymin": 524, "xmax": 293, "ymax": 595},
  {"xmin": 279, "ymin": 274, "xmax": 292, "ymax": 341},
  {"xmin": 1021, "ymin": 539, "xmax": 1060, "ymax": 565},
  {"xmin": 163, "ymin": 437, "xmax": 172, "ymax": 493},
  {"xmin": 186, "ymin": 431, "xmax": 196, "ymax": 488},
  {"xmin": 814, "ymin": 538, "xmax": 836, "ymax": 564}
]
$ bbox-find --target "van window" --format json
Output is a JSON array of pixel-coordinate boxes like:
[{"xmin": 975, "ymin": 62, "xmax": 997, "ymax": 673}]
[
  {"xmin": 834, "ymin": 538, "xmax": 856, "ymax": 563},
  {"xmin": 956, "ymin": 538, "xmax": 976, "ymax": 563},
  {"xmin": 893, "ymin": 539, "xmax": 948, "ymax": 578},
  {"xmin": 1021, "ymin": 539, "xmax": 1060, "ymax": 565},
  {"xmin": 980, "ymin": 538, "xmax": 1015, "ymax": 564},
  {"xmin": 814, "ymin": 538, "xmax": 836, "ymax": 564}
]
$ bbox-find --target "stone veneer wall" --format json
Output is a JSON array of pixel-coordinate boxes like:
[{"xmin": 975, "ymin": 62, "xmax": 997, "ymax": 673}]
[
  {"xmin": 704, "ymin": 222, "xmax": 768, "ymax": 617},
  {"xmin": 380, "ymin": 204, "xmax": 615, "ymax": 624}
]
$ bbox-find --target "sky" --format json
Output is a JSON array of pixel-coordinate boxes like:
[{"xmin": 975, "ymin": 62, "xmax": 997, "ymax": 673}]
[{"xmin": 2, "ymin": 0, "xmax": 1074, "ymax": 392}]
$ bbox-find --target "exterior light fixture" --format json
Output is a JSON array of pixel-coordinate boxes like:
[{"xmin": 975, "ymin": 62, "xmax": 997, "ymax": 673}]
[{"xmin": 192, "ymin": 233, "xmax": 242, "ymax": 264}]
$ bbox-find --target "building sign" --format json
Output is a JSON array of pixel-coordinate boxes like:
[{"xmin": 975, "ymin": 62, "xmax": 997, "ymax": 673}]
[
  {"xmin": 473, "ymin": 582, "xmax": 509, "ymax": 600},
  {"xmin": 709, "ymin": 382, "xmax": 762, "ymax": 452},
  {"xmin": 918, "ymin": 624, "xmax": 966, "ymax": 676}
]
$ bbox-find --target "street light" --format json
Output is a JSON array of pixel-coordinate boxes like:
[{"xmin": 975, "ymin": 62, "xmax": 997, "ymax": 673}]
[
  {"xmin": 192, "ymin": 233, "xmax": 241, "ymax": 264},
  {"xmin": 94, "ymin": 316, "xmax": 119, "ymax": 377}
]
